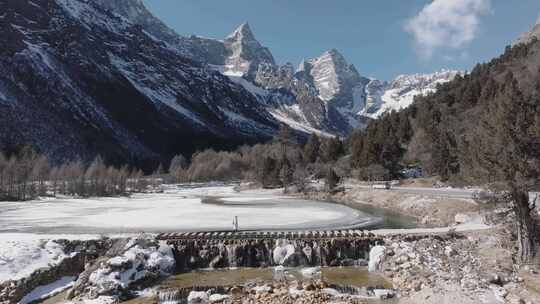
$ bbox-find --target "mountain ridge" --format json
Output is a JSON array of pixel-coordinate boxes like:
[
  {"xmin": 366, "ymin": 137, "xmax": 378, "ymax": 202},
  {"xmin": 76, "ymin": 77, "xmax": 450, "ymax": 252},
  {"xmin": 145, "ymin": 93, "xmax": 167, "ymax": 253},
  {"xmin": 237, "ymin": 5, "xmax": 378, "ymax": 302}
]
[
  {"xmin": 0, "ymin": 0, "xmax": 460, "ymax": 166},
  {"xmin": 90, "ymin": 0, "xmax": 457, "ymax": 135}
]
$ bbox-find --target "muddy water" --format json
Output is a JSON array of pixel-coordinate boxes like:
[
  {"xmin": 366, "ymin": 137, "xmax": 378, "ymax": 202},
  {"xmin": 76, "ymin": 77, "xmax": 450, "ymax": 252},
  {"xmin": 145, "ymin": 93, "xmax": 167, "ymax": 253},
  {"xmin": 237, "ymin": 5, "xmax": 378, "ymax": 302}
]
[
  {"xmin": 149, "ymin": 267, "xmax": 395, "ymax": 303},
  {"xmin": 161, "ymin": 266, "xmax": 391, "ymax": 290}
]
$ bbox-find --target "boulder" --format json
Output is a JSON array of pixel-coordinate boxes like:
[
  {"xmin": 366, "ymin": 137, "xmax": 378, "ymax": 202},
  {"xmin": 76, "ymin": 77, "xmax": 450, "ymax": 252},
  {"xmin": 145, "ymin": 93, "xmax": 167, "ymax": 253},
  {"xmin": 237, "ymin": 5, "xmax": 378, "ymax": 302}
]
[
  {"xmin": 187, "ymin": 291, "xmax": 209, "ymax": 304},
  {"xmin": 373, "ymin": 289, "xmax": 395, "ymax": 299},
  {"xmin": 208, "ymin": 294, "xmax": 229, "ymax": 303},
  {"xmin": 69, "ymin": 237, "xmax": 175, "ymax": 300}
]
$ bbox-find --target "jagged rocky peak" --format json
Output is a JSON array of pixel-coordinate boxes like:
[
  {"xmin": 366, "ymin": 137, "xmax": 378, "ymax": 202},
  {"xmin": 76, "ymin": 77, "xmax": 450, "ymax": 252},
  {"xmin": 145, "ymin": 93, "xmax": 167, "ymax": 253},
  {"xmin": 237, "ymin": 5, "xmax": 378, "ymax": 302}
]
[
  {"xmin": 389, "ymin": 69, "xmax": 459, "ymax": 90},
  {"xmin": 0, "ymin": 0, "xmax": 280, "ymax": 165},
  {"xmin": 95, "ymin": 0, "xmax": 164, "ymax": 29},
  {"xmin": 302, "ymin": 49, "xmax": 367, "ymax": 103},
  {"xmin": 515, "ymin": 20, "xmax": 540, "ymax": 46},
  {"xmin": 223, "ymin": 22, "xmax": 275, "ymax": 78},
  {"xmin": 361, "ymin": 69, "xmax": 460, "ymax": 119},
  {"xmin": 57, "ymin": 0, "xmax": 180, "ymax": 44},
  {"xmin": 226, "ymin": 22, "xmax": 256, "ymax": 41}
]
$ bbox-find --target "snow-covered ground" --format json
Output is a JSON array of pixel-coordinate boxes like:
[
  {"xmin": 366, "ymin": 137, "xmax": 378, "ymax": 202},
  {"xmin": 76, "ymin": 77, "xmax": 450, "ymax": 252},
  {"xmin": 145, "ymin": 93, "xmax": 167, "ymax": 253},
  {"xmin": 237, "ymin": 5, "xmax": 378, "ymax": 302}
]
[
  {"xmin": 0, "ymin": 184, "xmax": 372, "ymax": 235},
  {"xmin": 19, "ymin": 276, "xmax": 76, "ymax": 304},
  {"xmin": 0, "ymin": 184, "xmax": 374, "ymax": 286},
  {"xmin": 0, "ymin": 233, "xmax": 100, "ymax": 283}
]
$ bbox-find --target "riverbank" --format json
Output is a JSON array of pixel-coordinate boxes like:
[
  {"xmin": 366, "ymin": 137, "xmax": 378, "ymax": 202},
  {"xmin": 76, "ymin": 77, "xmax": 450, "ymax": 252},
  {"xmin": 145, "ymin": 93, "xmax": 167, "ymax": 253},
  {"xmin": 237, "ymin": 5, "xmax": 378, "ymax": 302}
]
[
  {"xmin": 298, "ymin": 181, "xmax": 482, "ymax": 227},
  {"xmin": 296, "ymin": 180, "xmax": 540, "ymax": 304},
  {"xmin": 1, "ymin": 182, "xmax": 538, "ymax": 304}
]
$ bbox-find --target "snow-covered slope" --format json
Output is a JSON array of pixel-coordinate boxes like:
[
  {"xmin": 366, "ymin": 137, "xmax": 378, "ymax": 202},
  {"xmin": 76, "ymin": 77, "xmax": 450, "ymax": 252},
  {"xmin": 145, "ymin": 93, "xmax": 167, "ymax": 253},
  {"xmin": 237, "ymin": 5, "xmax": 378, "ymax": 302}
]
[
  {"xmin": 303, "ymin": 49, "xmax": 367, "ymax": 104},
  {"xmin": 515, "ymin": 19, "xmax": 540, "ymax": 45},
  {"xmin": 0, "ymin": 0, "xmax": 458, "ymax": 162},
  {"xmin": 0, "ymin": 0, "xmax": 278, "ymax": 166},
  {"xmin": 360, "ymin": 70, "xmax": 460, "ymax": 119},
  {"xmin": 222, "ymin": 22, "xmax": 275, "ymax": 78}
]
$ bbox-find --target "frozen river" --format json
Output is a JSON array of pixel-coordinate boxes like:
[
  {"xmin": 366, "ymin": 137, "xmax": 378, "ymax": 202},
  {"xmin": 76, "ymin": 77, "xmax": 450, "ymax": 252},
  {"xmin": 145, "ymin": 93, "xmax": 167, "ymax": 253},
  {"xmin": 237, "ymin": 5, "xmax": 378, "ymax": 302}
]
[{"xmin": 0, "ymin": 184, "xmax": 380, "ymax": 235}]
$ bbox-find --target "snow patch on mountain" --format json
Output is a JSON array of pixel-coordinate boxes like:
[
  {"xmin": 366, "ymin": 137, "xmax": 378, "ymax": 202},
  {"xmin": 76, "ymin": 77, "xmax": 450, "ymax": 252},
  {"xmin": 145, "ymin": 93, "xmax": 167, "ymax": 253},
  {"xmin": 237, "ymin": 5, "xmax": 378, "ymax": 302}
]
[
  {"xmin": 516, "ymin": 22, "xmax": 540, "ymax": 45},
  {"xmin": 0, "ymin": 84, "xmax": 6, "ymax": 102},
  {"xmin": 270, "ymin": 109, "xmax": 334, "ymax": 138},
  {"xmin": 218, "ymin": 106, "xmax": 276, "ymax": 136},
  {"xmin": 304, "ymin": 49, "xmax": 365, "ymax": 104},
  {"xmin": 222, "ymin": 22, "xmax": 275, "ymax": 78},
  {"xmin": 360, "ymin": 70, "xmax": 459, "ymax": 118},
  {"xmin": 107, "ymin": 53, "xmax": 206, "ymax": 127},
  {"xmin": 227, "ymin": 75, "xmax": 268, "ymax": 99},
  {"xmin": 56, "ymin": 0, "xmax": 130, "ymax": 33}
]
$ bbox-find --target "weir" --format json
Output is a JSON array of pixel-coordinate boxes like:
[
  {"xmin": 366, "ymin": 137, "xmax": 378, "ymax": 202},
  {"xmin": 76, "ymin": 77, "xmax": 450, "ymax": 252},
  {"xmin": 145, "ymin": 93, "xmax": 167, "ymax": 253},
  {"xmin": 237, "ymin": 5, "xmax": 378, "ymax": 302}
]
[{"xmin": 158, "ymin": 230, "xmax": 382, "ymax": 272}]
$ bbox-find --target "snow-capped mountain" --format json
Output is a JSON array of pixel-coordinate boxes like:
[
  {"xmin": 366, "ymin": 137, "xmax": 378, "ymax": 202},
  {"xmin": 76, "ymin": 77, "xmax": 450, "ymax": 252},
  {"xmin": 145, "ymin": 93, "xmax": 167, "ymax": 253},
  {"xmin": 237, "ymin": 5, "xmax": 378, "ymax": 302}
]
[
  {"xmin": 0, "ymin": 0, "xmax": 457, "ymax": 165},
  {"xmin": 360, "ymin": 70, "xmax": 460, "ymax": 119},
  {"xmin": 299, "ymin": 49, "xmax": 369, "ymax": 106},
  {"xmin": 516, "ymin": 20, "xmax": 540, "ymax": 45},
  {"xmin": 0, "ymin": 0, "xmax": 278, "ymax": 166},
  {"xmin": 222, "ymin": 23, "xmax": 275, "ymax": 78}
]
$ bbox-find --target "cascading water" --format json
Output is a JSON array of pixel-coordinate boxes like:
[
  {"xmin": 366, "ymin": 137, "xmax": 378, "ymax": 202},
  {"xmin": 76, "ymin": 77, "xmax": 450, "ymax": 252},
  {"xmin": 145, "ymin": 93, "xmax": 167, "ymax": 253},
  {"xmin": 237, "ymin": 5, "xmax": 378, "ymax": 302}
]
[
  {"xmin": 169, "ymin": 236, "xmax": 379, "ymax": 271},
  {"xmin": 157, "ymin": 289, "xmax": 186, "ymax": 304},
  {"xmin": 225, "ymin": 244, "xmax": 237, "ymax": 268}
]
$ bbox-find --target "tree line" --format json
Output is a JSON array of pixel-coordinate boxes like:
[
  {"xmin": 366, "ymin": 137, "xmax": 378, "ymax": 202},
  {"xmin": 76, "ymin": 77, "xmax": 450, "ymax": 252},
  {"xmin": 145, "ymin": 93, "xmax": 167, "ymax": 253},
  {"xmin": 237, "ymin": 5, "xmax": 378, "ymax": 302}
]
[
  {"xmin": 0, "ymin": 147, "xmax": 148, "ymax": 201},
  {"xmin": 165, "ymin": 38, "xmax": 540, "ymax": 262},
  {"xmin": 167, "ymin": 127, "xmax": 346, "ymax": 192},
  {"xmin": 2, "ymin": 38, "xmax": 538, "ymax": 262},
  {"xmin": 347, "ymin": 38, "xmax": 540, "ymax": 263}
]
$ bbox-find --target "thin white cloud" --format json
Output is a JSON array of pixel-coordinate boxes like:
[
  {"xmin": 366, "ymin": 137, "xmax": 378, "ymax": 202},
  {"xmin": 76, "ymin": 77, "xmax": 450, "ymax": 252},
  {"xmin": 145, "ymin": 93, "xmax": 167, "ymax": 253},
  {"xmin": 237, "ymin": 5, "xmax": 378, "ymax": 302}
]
[{"xmin": 405, "ymin": 0, "xmax": 491, "ymax": 59}]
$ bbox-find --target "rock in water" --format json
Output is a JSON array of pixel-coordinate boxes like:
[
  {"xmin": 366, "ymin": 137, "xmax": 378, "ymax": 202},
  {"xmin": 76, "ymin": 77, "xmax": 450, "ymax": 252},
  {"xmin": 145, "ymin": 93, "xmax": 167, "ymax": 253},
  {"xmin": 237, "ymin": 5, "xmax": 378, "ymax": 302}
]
[
  {"xmin": 373, "ymin": 289, "xmax": 395, "ymax": 299},
  {"xmin": 209, "ymin": 294, "xmax": 230, "ymax": 303},
  {"xmin": 368, "ymin": 245, "xmax": 386, "ymax": 272},
  {"xmin": 188, "ymin": 291, "xmax": 209, "ymax": 304}
]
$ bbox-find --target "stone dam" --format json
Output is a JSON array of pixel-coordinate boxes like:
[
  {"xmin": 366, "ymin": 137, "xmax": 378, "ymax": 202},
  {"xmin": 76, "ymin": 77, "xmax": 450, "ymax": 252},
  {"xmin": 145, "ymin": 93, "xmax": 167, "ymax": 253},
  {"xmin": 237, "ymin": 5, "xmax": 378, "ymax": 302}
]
[{"xmin": 158, "ymin": 230, "xmax": 383, "ymax": 271}]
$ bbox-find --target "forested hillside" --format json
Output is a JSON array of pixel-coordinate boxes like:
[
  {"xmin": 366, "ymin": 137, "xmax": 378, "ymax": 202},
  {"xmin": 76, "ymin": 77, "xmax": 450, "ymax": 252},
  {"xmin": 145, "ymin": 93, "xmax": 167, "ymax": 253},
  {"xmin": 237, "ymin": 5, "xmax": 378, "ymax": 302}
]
[{"xmin": 349, "ymin": 38, "xmax": 540, "ymax": 186}]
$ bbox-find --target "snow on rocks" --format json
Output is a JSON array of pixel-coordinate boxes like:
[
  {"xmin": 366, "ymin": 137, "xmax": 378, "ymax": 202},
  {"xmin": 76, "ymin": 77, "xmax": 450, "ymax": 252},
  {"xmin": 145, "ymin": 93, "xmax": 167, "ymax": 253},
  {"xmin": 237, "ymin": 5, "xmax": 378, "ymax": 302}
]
[
  {"xmin": 272, "ymin": 240, "xmax": 296, "ymax": 265},
  {"xmin": 0, "ymin": 235, "xmax": 114, "ymax": 304},
  {"xmin": 187, "ymin": 290, "xmax": 209, "ymax": 303},
  {"xmin": 368, "ymin": 245, "xmax": 386, "ymax": 272},
  {"xmin": 208, "ymin": 293, "xmax": 230, "ymax": 303},
  {"xmin": 68, "ymin": 237, "xmax": 175, "ymax": 300},
  {"xmin": 372, "ymin": 288, "xmax": 395, "ymax": 299}
]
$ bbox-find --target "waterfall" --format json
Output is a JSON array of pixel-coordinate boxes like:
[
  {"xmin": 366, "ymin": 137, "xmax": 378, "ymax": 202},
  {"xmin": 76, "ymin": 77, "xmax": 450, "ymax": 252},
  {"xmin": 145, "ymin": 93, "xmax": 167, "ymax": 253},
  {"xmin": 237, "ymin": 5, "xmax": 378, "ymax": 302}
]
[
  {"xmin": 157, "ymin": 289, "xmax": 186, "ymax": 304},
  {"xmin": 225, "ymin": 244, "xmax": 237, "ymax": 268},
  {"xmin": 167, "ymin": 236, "xmax": 380, "ymax": 270}
]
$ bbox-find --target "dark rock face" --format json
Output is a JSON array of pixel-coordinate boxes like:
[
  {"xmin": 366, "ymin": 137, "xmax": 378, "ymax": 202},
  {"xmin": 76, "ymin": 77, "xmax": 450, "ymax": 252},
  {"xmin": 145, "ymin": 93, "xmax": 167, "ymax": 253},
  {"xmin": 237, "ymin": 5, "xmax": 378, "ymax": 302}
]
[
  {"xmin": 0, "ymin": 0, "xmax": 278, "ymax": 167},
  {"xmin": 0, "ymin": 0, "xmax": 457, "ymax": 165}
]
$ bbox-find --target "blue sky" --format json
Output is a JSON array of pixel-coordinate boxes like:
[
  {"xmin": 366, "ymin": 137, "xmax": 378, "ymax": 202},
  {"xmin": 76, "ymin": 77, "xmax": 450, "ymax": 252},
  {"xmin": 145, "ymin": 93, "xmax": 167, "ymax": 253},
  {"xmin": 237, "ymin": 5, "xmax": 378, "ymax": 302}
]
[{"xmin": 142, "ymin": 0, "xmax": 540, "ymax": 80}]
